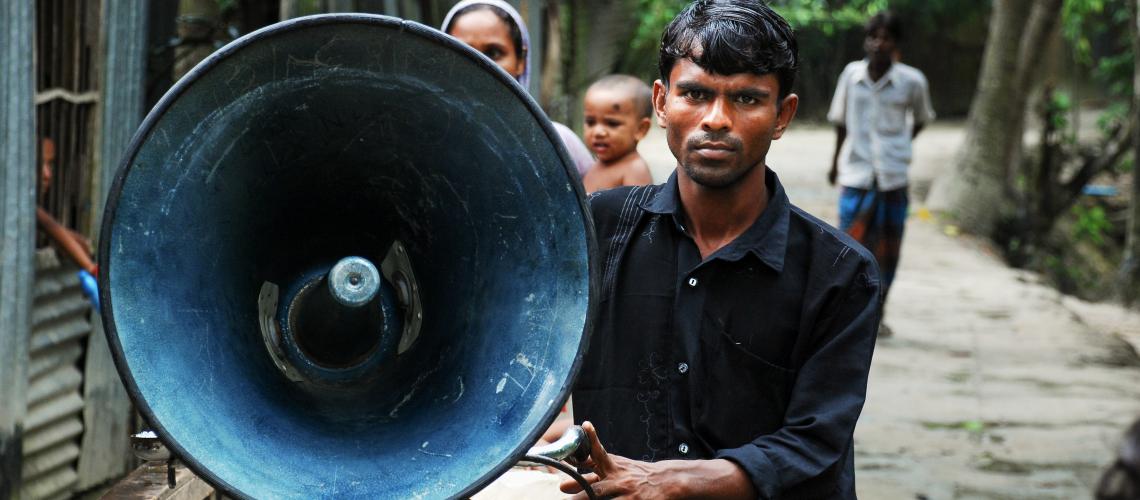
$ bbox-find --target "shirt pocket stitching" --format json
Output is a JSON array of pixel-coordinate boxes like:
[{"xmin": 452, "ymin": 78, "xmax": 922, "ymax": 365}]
[{"xmin": 702, "ymin": 309, "xmax": 797, "ymax": 374}]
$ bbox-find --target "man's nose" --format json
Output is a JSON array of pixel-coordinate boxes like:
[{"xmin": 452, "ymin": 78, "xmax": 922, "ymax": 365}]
[{"xmin": 700, "ymin": 98, "xmax": 732, "ymax": 132}]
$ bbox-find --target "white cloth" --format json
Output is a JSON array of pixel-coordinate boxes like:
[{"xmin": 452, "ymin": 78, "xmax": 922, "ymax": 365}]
[
  {"xmin": 552, "ymin": 121, "xmax": 593, "ymax": 177},
  {"xmin": 827, "ymin": 60, "xmax": 935, "ymax": 191}
]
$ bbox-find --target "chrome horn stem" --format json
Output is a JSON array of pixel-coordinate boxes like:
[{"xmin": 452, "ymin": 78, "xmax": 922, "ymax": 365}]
[{"xmin": 521, "ymin": 425, "xmax": 591, "ymax": 466}]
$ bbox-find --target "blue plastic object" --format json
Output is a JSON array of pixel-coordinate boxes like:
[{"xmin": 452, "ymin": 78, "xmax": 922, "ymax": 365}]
[
  {"xmin": 77, "ymin": 269, "xmax": 100, "ymax": 310},
  {"xmin": 1081, "ymin": 185, "xmax": 1119, "ymax": 197}
]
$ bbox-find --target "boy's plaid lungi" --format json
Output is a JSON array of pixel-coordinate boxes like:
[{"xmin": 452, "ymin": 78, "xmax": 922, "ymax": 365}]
[{"xmin": 838, "ymin": 186, "xmax": 908, "ymax": 298}]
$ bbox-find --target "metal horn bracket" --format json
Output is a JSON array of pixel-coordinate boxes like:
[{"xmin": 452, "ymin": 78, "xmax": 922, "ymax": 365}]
[{"xmin": 380, "ymin": 240, "xmax": 422, "ymax": 354}]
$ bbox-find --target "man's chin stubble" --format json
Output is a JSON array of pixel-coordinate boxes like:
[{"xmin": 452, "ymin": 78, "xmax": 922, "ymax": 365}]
[{"xmin": 681, "ymin": 162, "xmax": 754, "ymax": 189}]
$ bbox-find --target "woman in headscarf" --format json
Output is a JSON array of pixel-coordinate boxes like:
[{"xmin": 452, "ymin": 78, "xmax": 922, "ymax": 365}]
[{"xmin": 442, "ymin": 0, "xmax": 594, "ymax": 178}]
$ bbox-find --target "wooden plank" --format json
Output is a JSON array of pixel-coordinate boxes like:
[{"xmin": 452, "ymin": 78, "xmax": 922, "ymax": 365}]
[
  {"xmin": 102, "ymin": 463, "xmax": 216, "ymax": 500},
  {"xmin": 92, "ymin": 0, "xmax": 148, "ymax": 239},
  {"xmin": 77, "ymin": 318, "xmax": 133, "ymax": 490},
  {"xmin": 80, "ymin": 0, "xmax": 150, "ymax": 486},
  {"xmin": 1, "ymin": 1, "xmax": 38, "ymax": 497}
]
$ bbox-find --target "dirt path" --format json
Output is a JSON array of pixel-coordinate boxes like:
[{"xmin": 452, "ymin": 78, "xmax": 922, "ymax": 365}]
[{"xmin": 637, "ymin": 123, "xmax": 1140, "ymax": 499}]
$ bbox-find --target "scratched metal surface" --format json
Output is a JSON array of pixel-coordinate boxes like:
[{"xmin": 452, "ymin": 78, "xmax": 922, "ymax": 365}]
[{"xmin": 98, "ymin": 14, "xmax": 596, "ymax": 500}]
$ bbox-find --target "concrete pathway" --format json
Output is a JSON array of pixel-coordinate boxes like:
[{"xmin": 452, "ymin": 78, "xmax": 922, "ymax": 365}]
[{"xmin": 637, "ymin": 123, "xmax": 1140, "ymax": 499}]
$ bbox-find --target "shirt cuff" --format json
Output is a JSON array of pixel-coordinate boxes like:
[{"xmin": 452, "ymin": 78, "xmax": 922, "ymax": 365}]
[{"xmin": 715, "ymin": 445, "xmax": 781, "ymax": 499}]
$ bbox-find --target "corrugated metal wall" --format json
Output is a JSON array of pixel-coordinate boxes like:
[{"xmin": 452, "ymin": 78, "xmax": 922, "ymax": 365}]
[
  {"xmin": 2, "ymin": 0, "xmax": 139, "ymax": 497},
  {"xmin": 20, "ymin": 248, "xmax": 91, "ymax": 500}
]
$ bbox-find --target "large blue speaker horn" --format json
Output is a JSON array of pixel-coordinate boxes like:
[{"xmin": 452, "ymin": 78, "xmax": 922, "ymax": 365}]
[{"xmin": 98, "ymin": 14, "xmax": 596, "ymax": 499}]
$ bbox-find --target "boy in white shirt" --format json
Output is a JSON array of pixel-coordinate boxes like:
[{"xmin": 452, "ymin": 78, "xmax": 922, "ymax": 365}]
[{"xmin": 827, "ymin": 11, "xmax": 935, "ymax": 336}]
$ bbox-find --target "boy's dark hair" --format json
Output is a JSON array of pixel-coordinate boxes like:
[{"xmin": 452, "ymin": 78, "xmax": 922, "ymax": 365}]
[
  {"xmin": 446, "ymin": 4, "xmax": 526, "ymax": 61},
  {"xmin": 865, "ymin": 11, "xmax": 903, "ymax": 42},
  {"xmin": 658, "ymin": 0, "xmax": 798, "ymax": 99},
  {"xmin": 588, "ymin": 75, "xmax": 653, "ymax": 120}
]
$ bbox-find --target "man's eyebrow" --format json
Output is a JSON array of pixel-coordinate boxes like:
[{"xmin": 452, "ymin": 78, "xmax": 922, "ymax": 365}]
[
  {"xmin": 731, "ymin": 88, "xmax": 771, "ymax": 100},
  {"xmin": 674, "ymin": 81, "xmax": 712, "ymax": 93}
]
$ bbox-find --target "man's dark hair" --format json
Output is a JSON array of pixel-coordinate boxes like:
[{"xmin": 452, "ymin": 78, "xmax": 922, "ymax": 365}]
[
  {"xmin": 658, "ymin": 0, "xmax": 798, "ymax": 99},
  {"xmin": 865, "ymin": 11, "xmax": 903, "ymax": 42},
  {"xmin": 446, "ymin": 4, "xmax": 526, "ymax": 60}
]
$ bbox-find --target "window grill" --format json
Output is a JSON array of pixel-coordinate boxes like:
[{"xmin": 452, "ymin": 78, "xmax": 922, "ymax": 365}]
[{"xmin": 35, "ymin": 0, "xmax": 102, "ymax": 244}]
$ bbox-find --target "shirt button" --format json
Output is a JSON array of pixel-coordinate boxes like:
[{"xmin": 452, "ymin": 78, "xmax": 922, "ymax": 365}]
[
  {"xmin": 677, "ymin": 362, "xmax": 689, "ymax": 374},
  {"xmin": 687, "ymin": 277, "xmax": 698, "ymax": 287},
  {"xmin": 678, "ymin": 443, "xmax": 689, "ymax": 455}
]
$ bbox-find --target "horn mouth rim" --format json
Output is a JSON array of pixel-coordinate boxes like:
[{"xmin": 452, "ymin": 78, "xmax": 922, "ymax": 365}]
[{"xmin": 97, "ymin": 12, "xmax": 601, "ymax": 500}]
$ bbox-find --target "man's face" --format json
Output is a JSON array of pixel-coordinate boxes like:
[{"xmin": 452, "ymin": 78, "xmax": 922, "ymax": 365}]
[
  {"xmin": 653, "ymin": 58, "xmax": 797, "ymax": 189},
  {"xmin": 583, "ymin": 87, "xmax": 650, "ymax": 164},
  {"xmin": 864, "ymin": 27, "xmax": 896, "ymax": 65}
]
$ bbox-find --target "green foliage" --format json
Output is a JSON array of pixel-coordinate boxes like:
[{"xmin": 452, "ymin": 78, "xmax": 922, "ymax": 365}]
[
  {"xmin": 769, "ymin": 0, "xmax": 987, "ymax": 33},
  {"xmin": 1119, "ymin": 153, "xmax": 1134, "ymax": 174},
  {"xmin": 1047, "ymin": 90, "xmax": 1073, "ymax": 131},
  {"xmin": 1096, "ymin": 52, "xmax": 1136, "ymax": 97},
  {"xmin": 1061, "ymin": 0, "xmax": 1134, "ymax": 97},
  {"xmin": 1061, "ymin": 0, "xmax": 1105, "ymax": 64},
  {"xmin": 768, "ymin": 0, "xmax": 888, "ymax": 35},
  {"xmin": 1097, "ymin": 101, "xmax": 1131, "ymax": 133},
  {"xmin": 630, "ymin": 0, "xmax": 687, "ymax": 48},
  {"xmin": 623, "ymin": 0, "xmax": 689, "ymax": 79},
  {"xmin": 624, "ymin": 0, "xmax": 985, "ymax": 62},
  {"xmin": 1072, "ymin": 203, "xmax": 1113, "ymax": 247}
]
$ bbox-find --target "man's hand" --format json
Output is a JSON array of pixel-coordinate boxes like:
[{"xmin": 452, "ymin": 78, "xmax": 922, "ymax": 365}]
[
  {"xmin": 559, "ymin": 421, "xmax": 678, "ymax": 499},
  {"xmin": 827, "ymin": 163, "xmax": 838, "ymax": 186},
  {"xmin": 559, "ymin": 422, "xmax": 755, "ymax": 499}
]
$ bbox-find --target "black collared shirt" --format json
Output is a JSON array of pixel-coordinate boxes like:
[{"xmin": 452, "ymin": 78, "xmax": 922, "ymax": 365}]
[{"xmin": 574, "ymin": 169, "xmax": 881, "ymax": 499}]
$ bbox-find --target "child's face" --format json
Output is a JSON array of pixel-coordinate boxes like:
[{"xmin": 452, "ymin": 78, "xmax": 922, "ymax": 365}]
[{"xmin": 583, "ymin": 88, "xmax": 650, "ymax": 164}]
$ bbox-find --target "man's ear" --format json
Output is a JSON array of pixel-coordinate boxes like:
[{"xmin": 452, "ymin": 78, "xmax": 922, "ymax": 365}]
[
  {"xmin": 773, "ymin": 93, "xmax": 799, "ymax": 139},
  {"xmin": 652, "ymin": 80, "xmax": 668, "ymax": 129}
]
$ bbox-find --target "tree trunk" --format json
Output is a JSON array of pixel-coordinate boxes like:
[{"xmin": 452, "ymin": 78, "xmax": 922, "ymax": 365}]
[
  {"xmin": 541, "ymin": 0, "xmax": 563, "ymax": 112},
  {"xmin": 1011, "ymin": 0, "xmax": 1064, "ymax": 182},
  {"xmin": 925, "ymin": 0, "xmax": 1044, "ymax": 236},
  {"xmin": 1120, "ymin": 0, "xmax": 1140, "ymax": 304}
]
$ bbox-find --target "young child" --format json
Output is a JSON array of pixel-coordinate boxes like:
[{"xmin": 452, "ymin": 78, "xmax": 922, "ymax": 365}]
[{"xmin": 581, "ymin": 74, "xmax": 653, "ymax": 193}]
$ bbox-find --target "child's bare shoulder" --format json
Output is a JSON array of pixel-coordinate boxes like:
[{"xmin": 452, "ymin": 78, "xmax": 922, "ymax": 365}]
[{"xmin": 622, "ymin": 153, "xmax": 653, "ymax": 185}]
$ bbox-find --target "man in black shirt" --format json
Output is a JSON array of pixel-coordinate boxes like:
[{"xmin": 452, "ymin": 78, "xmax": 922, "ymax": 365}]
[{"xmin": 562, "ymin": 1, "xmax": 881, "ymax": 498}]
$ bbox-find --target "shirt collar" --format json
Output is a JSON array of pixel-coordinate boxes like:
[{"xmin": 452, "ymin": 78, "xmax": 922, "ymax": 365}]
[
  {"xmin": 641, "ymin": 168, "xmax": 790, "ymax": 272},
  {"xmin": 856, "ymin": 59, "xmax": 898, "ymax": 88}
]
